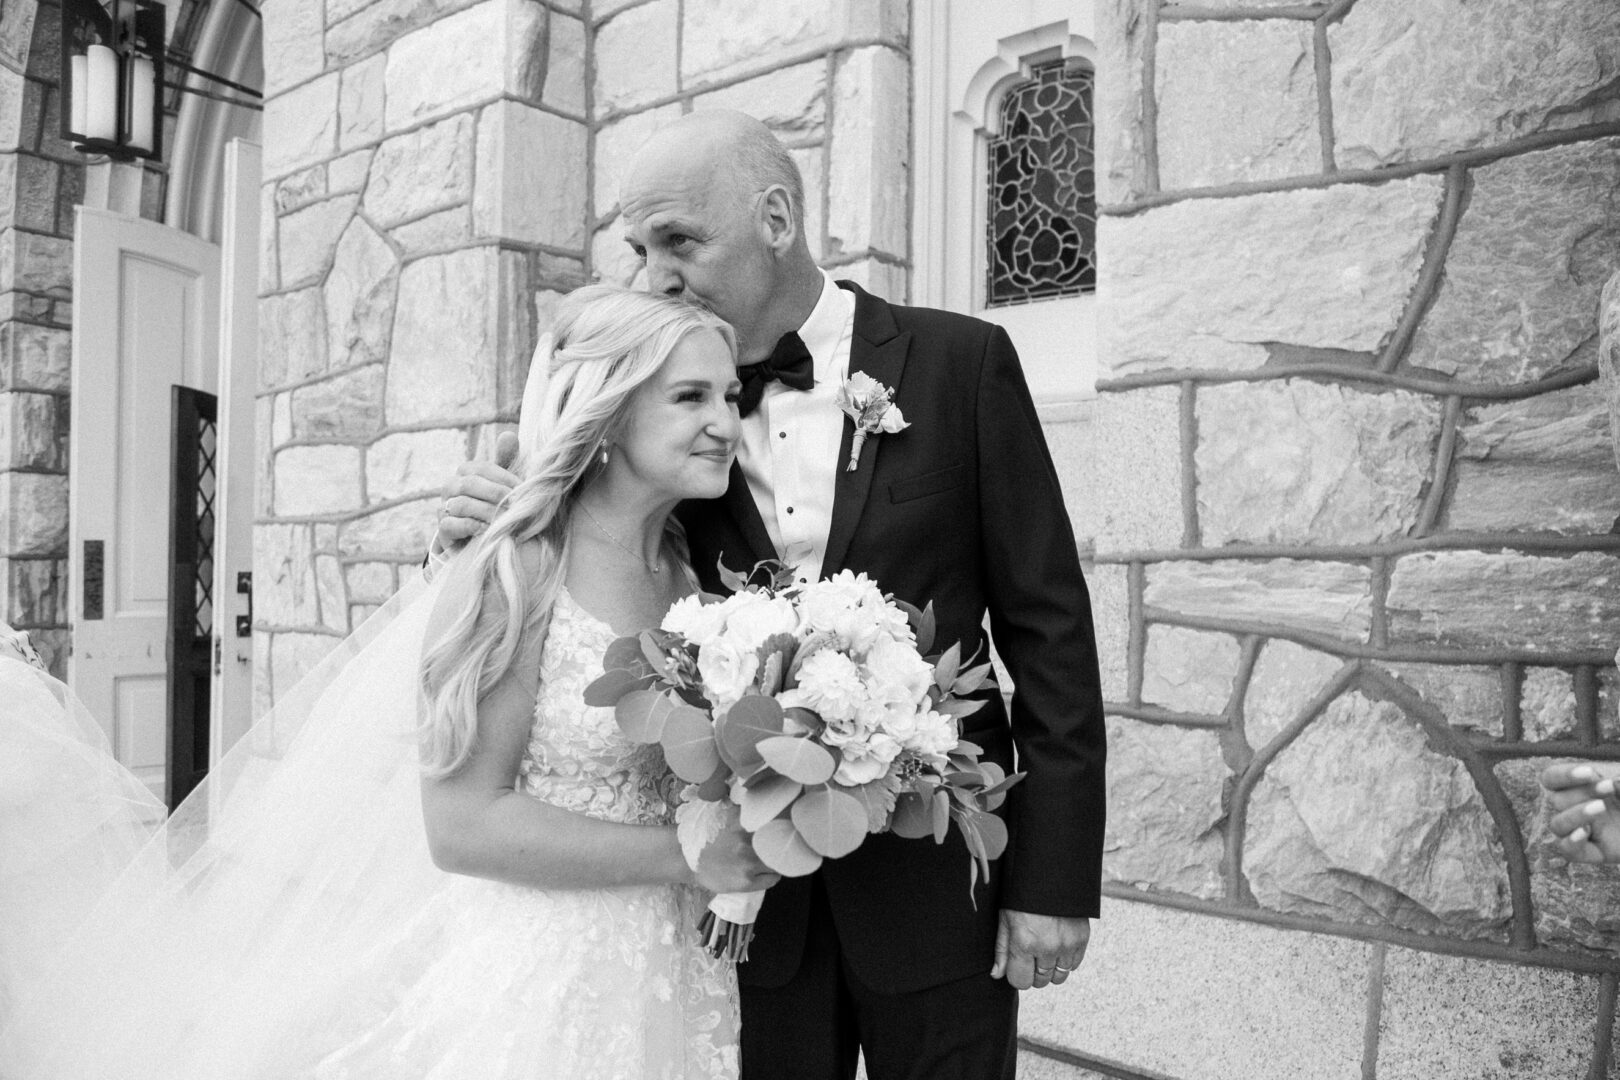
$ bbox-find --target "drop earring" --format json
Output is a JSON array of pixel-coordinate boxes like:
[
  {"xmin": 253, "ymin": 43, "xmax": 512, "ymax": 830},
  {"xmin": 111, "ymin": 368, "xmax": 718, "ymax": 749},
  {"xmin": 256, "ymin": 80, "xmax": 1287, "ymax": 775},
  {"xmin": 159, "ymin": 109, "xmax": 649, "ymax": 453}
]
[{"xmin": 598, "ymin": 439, "xmax": 611, "ymax": 467}]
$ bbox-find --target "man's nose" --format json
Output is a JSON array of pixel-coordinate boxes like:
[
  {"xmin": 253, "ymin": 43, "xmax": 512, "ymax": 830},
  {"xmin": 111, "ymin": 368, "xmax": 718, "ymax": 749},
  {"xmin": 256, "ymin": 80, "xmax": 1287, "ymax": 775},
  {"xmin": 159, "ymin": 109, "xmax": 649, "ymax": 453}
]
[{"xmin": 644, "ymin": 252, "xmax": 683, "ymax": 296}]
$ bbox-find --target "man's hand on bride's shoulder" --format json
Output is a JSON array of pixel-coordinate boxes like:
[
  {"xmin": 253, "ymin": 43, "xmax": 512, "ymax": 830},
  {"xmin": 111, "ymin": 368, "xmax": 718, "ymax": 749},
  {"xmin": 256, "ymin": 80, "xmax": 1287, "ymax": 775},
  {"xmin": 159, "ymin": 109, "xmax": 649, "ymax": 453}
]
[{"xmin": 434, "ymin": 431, "xmax": 523, "ymax": 556}]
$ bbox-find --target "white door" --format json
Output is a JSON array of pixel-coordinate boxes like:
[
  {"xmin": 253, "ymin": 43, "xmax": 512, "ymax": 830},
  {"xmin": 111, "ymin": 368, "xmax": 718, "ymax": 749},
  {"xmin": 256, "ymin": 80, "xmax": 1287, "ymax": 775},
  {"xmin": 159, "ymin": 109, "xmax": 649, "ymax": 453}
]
[
  {"xmin": 211, "ymin": 138, "xmax": 261, "ymax": 760},
  {"xmin": 71, "ymin": 207, "xmax": 221, "ymax": 802}
]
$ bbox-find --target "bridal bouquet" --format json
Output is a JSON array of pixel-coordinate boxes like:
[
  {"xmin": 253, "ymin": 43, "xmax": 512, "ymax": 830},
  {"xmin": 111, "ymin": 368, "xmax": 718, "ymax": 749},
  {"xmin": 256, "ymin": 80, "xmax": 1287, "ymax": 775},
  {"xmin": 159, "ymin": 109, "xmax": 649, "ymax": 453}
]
[{"xmin": 583, "ymin": 561, "xmax": 1021, "ymax": 961}]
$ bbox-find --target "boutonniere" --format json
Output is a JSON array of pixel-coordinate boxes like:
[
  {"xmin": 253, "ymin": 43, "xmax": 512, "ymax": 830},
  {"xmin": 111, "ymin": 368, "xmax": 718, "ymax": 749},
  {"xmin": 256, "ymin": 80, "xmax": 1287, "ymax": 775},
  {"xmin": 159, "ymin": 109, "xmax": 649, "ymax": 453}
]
[{"xmin": 835, "ymin": 372, "xmax": 910, "ymax": 472}]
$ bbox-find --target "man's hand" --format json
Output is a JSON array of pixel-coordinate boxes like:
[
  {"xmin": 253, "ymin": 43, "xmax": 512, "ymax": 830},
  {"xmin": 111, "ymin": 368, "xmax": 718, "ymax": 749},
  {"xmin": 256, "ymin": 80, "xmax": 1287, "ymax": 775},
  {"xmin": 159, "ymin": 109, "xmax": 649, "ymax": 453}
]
[
  {"xmin": 1541, "ymin": 762, "xmax": 1620, "ymax": 865},
  {"xmin": 990, "ymin": 909, "xmax": 1090, "ymax": 990},
  {"xmin": 433, "ymin": 431, "xmax": 522, "ymax": 556}
]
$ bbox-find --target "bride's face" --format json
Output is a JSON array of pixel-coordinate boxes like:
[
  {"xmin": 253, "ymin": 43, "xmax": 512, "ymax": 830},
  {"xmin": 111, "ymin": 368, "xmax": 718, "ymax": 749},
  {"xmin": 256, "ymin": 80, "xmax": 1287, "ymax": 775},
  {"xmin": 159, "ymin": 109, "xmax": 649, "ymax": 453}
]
[{"xmin": 610, "ymin": 328, "xmax": 741, "ymax": 502}]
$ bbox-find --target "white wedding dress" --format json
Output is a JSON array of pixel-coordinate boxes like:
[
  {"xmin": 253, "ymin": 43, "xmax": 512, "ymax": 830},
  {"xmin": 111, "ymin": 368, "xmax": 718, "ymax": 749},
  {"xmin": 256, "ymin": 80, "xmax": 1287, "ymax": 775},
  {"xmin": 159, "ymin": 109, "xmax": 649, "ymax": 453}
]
[{"xmin": 0, "ymin": 584, "xmax": 738, "ymax": 1079}]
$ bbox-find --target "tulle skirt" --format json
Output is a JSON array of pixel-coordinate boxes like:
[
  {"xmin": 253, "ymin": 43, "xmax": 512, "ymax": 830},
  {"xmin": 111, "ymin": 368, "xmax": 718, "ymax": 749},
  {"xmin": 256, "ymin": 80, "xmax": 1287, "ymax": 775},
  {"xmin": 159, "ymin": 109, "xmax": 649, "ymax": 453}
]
[{"xmin": 0, "ymin": 577, "xmax": 737, "ymax": 1079}]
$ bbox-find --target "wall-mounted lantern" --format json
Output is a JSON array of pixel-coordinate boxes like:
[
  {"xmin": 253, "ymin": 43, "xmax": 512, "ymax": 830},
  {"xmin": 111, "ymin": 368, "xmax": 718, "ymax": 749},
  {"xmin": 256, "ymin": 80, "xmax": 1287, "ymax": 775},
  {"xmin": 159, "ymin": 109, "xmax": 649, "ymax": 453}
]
[
  {"xmin": 60, "ymin": 0, "xmax": 166, "ymax": 161},
  {"xmin": 60, "ymin": 0, "xmax": 262, "ymax": 165}
]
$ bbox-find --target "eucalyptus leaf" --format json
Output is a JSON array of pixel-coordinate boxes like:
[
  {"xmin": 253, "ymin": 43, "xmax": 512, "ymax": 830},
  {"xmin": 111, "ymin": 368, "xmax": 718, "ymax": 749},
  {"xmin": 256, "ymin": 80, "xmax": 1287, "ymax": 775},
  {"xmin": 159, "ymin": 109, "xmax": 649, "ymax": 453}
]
[
  {"xmin": 739, "ymin": 774, "xmax": 803, "ymax": 831},
  {"xmin": 752, "ymin": 818, "xmax": 823, "ymax": 877},
  {"xmin": 615, "ymin": 689, "xmax": 676, "ymax": 744},
  {"xmin": 692, "ymin": 761, "xmax": 732, "ymax": 802},
  {"xmin": 889, "ymin": 791, "xmax": 933, "ymax": 839},
  {"xmin": 757, "ymin": 735, "xmax": 837, "ymax": 786},
  {"xmin": 782, "ymin": 707, "xmax": 824, "ymax": 738},
  {"xmin": 583, "ymin": 668, "xmax": 652, "ymax": 708},
  {"xmin": 659, "ymin": 705, "xmax": 721, "ymax": 782},
  {"xmin": 969, "ymin": 809, "xmax": 1009, "ymax": 859},
  {"xmin": 603, "ymin": 636, "xmax": 653, "ymax": 676},
  {"xmin": 715, "ymin": 695, "xmax": 784, "ymax": 772},
  {"xmin": 791, "ymin": 788, "xmax": 868, "ymax": 859}
]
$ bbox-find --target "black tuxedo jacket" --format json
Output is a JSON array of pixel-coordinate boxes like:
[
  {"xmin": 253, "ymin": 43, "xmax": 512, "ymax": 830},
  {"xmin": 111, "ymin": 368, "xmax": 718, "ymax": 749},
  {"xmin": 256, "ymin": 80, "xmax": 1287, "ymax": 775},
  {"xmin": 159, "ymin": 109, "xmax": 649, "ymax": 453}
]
[{"xmin": 677, "ymin": 282, "xmax": 1106, "ymax": 995}]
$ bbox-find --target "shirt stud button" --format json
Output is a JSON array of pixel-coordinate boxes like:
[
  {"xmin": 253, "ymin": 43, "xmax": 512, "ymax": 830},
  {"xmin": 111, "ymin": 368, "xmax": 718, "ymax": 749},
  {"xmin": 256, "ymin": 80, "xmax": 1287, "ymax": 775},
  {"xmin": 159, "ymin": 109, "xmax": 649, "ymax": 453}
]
[{"xmin": 786, "ymin": 506, "xmax": 795, "ymax": 514}]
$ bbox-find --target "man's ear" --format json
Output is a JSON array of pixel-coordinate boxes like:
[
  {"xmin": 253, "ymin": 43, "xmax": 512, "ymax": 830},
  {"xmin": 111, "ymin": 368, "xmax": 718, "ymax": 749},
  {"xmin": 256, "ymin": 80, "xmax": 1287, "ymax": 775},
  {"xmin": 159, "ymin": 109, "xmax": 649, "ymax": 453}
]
[{"xmin": 760, "ymin": 185, "xmax": 798, "ymax": 253}]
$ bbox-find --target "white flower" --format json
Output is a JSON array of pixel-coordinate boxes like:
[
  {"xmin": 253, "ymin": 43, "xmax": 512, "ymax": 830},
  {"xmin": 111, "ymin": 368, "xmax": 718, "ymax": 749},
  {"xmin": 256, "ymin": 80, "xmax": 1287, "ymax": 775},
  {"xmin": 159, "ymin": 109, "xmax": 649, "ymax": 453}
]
[
  {"xmin": 662, "ymin": 594, "xmax": 730, "ymax": 647},
  {"xmin": 720, "ymin": 595, "xmax": 799, "ymax": 650},
  {"xmin": 878, "ymin": 403, "xmax": 908, "ymax": 434},
  {"xmin": 698, "ymin": 638, "xmax": 760, "ymax": 709},
  {"xmin": 794, "ymin": 648, "xmax": 867, "ymax": 723},
  {"xmin": 833, "ymin": 751, "xmax": 889, "ymax": 786},
  {"xmin": 910, "ymin": 709, "xmax": 960, "ymax": 757},
  {"xmin": 842, "ymin": 371, "xmax": 885, "ymax": 405},
  {"xmin": 863, "ymin": 634, "xmax": 934, "ymax": 706}
]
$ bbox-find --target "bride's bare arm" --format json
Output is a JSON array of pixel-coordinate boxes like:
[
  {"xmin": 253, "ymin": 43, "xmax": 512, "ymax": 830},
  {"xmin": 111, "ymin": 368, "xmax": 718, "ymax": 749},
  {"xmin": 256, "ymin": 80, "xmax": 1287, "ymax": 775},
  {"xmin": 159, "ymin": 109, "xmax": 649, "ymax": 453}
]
[{"xmin": 418, "ymin": 547, "xmax": 775, "ymax": 895}]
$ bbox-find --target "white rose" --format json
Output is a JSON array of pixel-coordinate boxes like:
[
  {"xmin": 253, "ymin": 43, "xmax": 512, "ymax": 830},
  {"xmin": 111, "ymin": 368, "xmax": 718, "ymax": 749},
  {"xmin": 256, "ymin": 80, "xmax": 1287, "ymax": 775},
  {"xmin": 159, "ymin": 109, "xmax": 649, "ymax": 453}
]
[
  {"xmin": 698, "ymin": 638, "xmax": 760, "ymax": 709},
  {"xmin": 833, "ymin": 752, "xmax": 889, "ymax": 786},
  {"xmin": 661, "ymin": 594, "xmax": 729, "ymax": 647},
  {"xmin": 720, "ymin": 596, "xmax": 799, "ymax": 650},
  {"xmin": 795, "ymin": 583, "xmax": 859, "ymax": 636},
  {"xmin": 864, "ymin": 634, "xmax": 934, "ymax": 705}
]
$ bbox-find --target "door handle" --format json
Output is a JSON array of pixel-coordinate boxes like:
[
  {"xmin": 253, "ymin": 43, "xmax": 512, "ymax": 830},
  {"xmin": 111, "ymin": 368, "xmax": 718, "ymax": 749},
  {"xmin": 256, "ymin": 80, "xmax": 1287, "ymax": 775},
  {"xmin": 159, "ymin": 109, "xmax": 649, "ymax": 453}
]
[{"xmin": 235, "ymin": 571, "xmax": 253, "ymax": 637}]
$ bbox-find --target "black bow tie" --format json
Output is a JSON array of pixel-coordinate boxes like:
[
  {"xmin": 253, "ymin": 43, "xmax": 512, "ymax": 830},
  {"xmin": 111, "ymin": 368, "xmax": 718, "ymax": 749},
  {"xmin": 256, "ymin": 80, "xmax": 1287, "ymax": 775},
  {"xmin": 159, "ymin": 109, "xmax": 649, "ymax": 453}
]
[{"xmin": 736, "ymin": 331, "xmax": 814, "ymax": 418}]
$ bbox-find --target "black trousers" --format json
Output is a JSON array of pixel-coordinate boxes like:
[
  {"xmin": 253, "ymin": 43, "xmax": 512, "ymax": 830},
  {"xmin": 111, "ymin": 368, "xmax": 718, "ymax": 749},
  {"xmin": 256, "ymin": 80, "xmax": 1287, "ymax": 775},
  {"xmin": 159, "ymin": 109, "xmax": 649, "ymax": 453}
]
[{"xmin": 738, "ymin": 876, "xmax": 1018, "ymax": 1080}]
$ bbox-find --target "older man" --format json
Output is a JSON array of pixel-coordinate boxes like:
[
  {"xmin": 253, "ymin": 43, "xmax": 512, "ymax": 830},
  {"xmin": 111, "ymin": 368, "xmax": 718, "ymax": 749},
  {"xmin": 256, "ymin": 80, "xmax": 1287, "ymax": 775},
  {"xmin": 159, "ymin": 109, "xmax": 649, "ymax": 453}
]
[{"xmin": 437, "ymin": 110, "xmax": 1105, "ymax": 1080}]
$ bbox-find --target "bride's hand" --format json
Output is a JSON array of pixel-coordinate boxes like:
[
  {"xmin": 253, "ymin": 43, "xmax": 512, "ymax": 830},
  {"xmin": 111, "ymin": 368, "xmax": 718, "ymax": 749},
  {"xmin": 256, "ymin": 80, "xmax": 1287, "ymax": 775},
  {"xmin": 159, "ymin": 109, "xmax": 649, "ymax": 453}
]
[{"xmin": 692, "ymin": 817, "xmax": 780, "ymax": 895}]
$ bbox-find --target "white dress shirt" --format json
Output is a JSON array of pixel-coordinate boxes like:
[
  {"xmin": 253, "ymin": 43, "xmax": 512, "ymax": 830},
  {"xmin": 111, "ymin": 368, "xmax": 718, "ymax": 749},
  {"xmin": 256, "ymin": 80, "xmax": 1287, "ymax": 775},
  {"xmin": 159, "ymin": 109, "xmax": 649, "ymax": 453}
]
[{"xmin": 737, "ymin": 271, "xmax": 855, "ymax": 586}]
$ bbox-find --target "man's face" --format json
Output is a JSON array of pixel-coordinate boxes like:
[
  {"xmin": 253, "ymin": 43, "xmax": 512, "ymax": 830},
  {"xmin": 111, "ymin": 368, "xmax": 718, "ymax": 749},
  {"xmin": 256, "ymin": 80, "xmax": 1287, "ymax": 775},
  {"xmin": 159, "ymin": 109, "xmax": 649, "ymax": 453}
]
[{"xmin": 620, "ymin": 147, "xmax": 775, "ymax": 359}]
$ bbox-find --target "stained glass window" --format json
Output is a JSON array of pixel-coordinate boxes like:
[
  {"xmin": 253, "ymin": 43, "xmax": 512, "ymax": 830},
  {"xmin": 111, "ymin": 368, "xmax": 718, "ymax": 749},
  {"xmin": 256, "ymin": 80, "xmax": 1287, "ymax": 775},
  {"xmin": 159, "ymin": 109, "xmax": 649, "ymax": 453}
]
[{"xmin": 986, "ymin": 59, "xmax": 1096, "ymax": 307}]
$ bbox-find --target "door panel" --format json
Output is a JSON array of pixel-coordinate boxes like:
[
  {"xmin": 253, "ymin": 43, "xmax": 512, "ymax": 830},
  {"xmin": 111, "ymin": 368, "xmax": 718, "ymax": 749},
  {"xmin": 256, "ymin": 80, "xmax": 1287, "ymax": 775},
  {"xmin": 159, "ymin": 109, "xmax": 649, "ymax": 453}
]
[{"xmin": 72, "ymin": 207, "xmax": 220, "ymax": 803}]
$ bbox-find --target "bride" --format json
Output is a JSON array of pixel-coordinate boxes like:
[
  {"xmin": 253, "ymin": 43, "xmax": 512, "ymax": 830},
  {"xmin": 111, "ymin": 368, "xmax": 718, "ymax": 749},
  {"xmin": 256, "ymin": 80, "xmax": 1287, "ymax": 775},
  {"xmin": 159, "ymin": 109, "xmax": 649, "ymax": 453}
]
[{"xmin": 0, "ymin": 285, "xmax": 777, "ymax": 1079}]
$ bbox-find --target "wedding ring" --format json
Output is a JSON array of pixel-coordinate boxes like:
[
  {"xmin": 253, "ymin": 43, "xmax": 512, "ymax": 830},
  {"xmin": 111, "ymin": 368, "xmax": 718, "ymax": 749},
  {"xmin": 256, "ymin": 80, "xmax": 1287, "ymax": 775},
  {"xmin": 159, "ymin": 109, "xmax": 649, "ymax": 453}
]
[
  {"xmin": 1034, "ymin": 965, "xmax": 1053, "ymax": 977},
  {"xmin": 1053, "ymin": 965, "xmax": 1072, "ymax": 974}
]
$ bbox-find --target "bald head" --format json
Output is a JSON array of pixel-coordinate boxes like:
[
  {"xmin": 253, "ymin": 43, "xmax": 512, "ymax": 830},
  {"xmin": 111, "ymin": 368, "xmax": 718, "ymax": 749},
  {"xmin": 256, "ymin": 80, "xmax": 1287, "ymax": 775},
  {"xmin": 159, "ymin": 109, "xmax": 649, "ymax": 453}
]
[
  {"xmin": 616, "ymin": 110, "xmax": 824, "ymax": 363},
  {"xmin": 627, "ymin": 110, "xmax": 807, "ymax": 236}
]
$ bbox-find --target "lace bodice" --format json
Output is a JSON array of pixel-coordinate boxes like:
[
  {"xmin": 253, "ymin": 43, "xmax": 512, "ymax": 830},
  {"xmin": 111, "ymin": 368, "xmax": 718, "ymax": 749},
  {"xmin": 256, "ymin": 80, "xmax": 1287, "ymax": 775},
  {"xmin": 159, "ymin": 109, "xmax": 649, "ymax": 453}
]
[{"xmin": 519, "ymin": 589, "xmax": 677, "ymax": 825}]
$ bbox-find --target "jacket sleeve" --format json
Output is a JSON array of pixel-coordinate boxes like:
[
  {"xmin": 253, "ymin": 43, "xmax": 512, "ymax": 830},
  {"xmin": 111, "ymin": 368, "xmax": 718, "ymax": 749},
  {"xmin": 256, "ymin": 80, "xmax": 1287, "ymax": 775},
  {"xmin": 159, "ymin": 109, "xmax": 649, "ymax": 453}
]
[{"xmin": 974, "ymin": 323, "xmax": 1107, "ymax": 918}]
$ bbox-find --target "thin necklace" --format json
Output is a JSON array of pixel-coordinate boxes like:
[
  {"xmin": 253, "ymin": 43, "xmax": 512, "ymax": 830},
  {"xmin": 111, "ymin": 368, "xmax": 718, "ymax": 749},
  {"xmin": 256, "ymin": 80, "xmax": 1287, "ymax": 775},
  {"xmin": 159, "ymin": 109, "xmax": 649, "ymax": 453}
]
[{"xmin": 578, "ymin": 501, "xmax": 665, "ymax": 574}]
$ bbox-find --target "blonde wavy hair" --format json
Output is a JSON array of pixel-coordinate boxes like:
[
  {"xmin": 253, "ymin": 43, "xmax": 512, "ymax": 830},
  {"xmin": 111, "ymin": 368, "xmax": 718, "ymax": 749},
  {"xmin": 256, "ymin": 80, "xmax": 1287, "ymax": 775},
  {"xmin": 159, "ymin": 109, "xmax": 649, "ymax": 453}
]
[{"xmin": 419, "ymin": 285, "xmax": 735, "ymax": 778}]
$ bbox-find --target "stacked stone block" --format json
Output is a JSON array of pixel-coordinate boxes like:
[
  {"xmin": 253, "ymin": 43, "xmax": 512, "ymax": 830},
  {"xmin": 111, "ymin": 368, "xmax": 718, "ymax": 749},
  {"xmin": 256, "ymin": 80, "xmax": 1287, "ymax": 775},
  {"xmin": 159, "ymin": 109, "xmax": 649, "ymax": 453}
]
[
  {"xmin": 255, "ymin": 0, "xmax": 589, "ymax": 707},
  {"xmin": 1040, "ymin": 0, "xmax": 1620, "ymax": 1076},
  {"xmin": 0, "ymin": 0, "xmax": 81, "ymax": 677}
]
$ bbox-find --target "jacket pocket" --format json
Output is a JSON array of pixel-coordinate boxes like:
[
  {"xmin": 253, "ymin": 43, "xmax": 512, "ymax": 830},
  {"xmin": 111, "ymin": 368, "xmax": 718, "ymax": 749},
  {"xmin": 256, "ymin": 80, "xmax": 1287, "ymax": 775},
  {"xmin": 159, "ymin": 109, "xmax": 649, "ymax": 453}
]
[{"xmin": 889, "ymin": 463, "xmax": 967, "ymax": 504}]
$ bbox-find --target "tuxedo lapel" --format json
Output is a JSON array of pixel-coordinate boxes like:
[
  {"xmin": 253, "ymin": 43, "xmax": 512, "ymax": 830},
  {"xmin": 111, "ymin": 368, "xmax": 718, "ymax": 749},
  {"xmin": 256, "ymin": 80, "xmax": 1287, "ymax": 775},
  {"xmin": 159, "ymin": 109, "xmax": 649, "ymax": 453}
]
[
  {"xmin": 822, "ymin": 282, "xmax": 911, "ymax": 578},
  {"xmin": 720, "ymin": 460, "xmax": 777, "ymax": 567}
]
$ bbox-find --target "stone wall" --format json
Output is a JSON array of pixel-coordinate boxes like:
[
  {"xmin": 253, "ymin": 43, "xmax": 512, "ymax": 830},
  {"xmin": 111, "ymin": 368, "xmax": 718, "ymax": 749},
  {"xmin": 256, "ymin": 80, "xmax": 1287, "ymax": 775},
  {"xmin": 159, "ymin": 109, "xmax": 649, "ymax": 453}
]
[
  {"xmin": 254, "ymin": 0, "xmax": 911, "ymax": 702},
  {"xmin": 253, "ymin": 0, "xmax": 589, "ymax": 704},
  {"xmin": 0, "ymin": 0, "xmax": 82, "ymax": 677},
  {"xmin": 1035, "ymin": 1, "xmax": 1620, "ymax": 1076}
]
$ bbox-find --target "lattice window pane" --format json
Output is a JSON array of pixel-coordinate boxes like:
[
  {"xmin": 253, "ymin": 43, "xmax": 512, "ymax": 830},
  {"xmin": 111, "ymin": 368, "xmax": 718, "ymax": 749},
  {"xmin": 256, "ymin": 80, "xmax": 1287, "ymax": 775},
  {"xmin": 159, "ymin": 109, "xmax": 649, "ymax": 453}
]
[
  {"xmin": 194, "ymin": 413, "xmax": 216, "ymax": 640},
  {"xmin": 986, "ymin": 59, "xmax": 1096, "ymax": 307}
]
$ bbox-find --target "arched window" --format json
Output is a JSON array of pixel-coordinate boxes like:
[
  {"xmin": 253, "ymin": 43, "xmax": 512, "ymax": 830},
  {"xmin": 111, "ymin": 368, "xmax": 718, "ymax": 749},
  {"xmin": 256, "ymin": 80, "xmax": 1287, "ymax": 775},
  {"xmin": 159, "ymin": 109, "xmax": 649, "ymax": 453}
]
[
  {"xmin": 986, "ymin": 59, "xmax": 1096, "ymax": 307},
  {"xmin": 911, "ymin": 8, "xmax": 1098, "ymax": 406}
]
